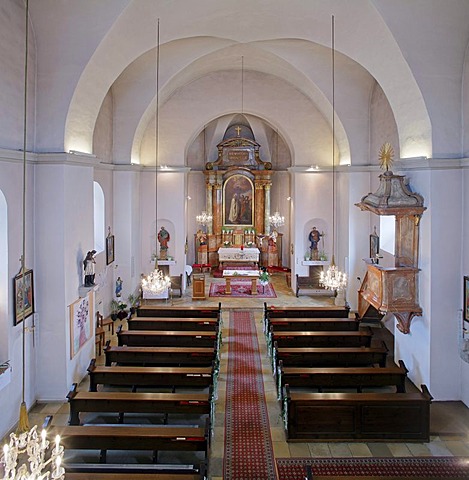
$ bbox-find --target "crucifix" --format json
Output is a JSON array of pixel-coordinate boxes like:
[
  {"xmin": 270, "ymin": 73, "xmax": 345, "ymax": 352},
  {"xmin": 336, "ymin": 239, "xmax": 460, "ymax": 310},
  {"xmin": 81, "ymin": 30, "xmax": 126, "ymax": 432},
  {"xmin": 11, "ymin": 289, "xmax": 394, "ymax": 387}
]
[{"xmin": 235, "ymin": 126, "xmax": 241, "ymax": 137}]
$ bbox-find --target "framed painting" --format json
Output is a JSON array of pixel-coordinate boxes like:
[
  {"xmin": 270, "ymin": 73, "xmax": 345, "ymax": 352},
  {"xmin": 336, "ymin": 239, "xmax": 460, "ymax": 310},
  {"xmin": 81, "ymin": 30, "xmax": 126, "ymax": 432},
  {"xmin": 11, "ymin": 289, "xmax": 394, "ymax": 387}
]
[
  {"xmin": 464, "ymin": 276, "xmax": 469, "ymax": 323},
  {"xmin": 369, "ymin": 228, "xmax": 380, "ymax": 262},
  {"xmin": 70, "ymin": 292, "xmax": 93, "ymax": 358},
  {"xmin": 13, "ymin": 269, "xmax": 34, "ymax": 326},
  {"xmin": 106, "ymin": 234, "xmax": 115, "ymax": 265},
  {"xmin": 223, "ymin": 174, "xmax": 254, "ymax": 227}
]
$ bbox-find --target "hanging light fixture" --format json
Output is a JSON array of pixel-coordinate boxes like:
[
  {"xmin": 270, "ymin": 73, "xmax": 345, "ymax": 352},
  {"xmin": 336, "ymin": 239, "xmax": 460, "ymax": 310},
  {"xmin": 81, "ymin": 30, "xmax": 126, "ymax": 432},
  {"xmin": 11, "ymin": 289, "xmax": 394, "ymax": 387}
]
[
  {"xmin": 141, "ymin": 18, "xmax": 171, "ymax": 296},
  {"xmin": 320, "ymin": 15, "xmax": 347, "ymax": 292},
  {"xmin": 1, "ymin": 1, "xmax": 66, "ymax": 478},
  {"xmin": 269, "ymin": 129, "xmax": 285, "ymax": 229},
  {"xmin": 196, "ymin": 126, "xmax": 212, "ymax": 228}
]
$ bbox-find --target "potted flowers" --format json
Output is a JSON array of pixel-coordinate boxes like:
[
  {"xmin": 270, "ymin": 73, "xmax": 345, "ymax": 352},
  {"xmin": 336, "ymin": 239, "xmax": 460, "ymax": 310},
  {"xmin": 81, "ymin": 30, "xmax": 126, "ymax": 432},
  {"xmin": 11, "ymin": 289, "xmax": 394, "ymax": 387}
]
[
  {"xmin": 116, "ymin": 301, "xmax": 128, "ymax": 320},
  {"xmin": 127, "ymin": 294, "xmax": 140, "ymax": 315},
  {"xmin": 259, "ymin": 267, "xmax": 270, "ymax": 286},
  {"xmin": 110, "ymin": 299, "xmax": 119, "ymax": 321}
]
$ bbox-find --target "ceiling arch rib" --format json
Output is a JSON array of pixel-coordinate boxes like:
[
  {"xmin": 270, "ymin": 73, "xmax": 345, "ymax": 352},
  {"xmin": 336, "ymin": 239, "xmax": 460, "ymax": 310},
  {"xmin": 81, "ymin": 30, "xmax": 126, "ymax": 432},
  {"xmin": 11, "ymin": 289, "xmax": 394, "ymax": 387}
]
[{"xmin": 64, "ymin": 0, "xmax": 431, "ymax": 161}]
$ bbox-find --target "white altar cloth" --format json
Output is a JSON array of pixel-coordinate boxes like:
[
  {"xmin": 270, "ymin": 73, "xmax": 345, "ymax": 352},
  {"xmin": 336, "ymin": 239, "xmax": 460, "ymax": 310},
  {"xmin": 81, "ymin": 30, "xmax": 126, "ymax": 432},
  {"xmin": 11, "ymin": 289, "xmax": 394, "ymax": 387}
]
[{"xmin": 218, "ymin": 247, "xmax": 260, "ymax": 263}]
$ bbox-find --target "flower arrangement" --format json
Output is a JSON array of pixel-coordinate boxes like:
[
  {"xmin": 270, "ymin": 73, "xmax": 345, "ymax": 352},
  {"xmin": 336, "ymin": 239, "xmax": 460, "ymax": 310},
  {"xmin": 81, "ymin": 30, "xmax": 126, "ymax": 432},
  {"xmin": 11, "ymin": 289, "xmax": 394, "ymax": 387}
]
[
  {"xmin": 117, "ymin": 301, "xmax": 127, "ymax": 311},
  {"xmin": 259, "ymin": 267, "xmax": 270, "ymax": 285},
  {"xmin": 223, "ymin": 241, "xmax": 231, "ymax": 247},
  {"xmin": 246, "ymin": 241, "xmax": 254, "ymax": 247}
]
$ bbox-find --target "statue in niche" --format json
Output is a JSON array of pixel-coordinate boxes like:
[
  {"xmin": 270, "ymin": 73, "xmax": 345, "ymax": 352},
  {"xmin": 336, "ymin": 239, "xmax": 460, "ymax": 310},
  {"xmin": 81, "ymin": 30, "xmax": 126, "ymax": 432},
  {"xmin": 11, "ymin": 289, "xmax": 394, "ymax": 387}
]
[
  {"xmin": 308, "ymin": 227, "xmax": 322, "ymax": 260},
  {"xmin": 83, "ymin": 250, "xmax": 96, "ymax": 287},
  {"xmin": 157, "ymin": 226, "xmax": 170, "ymax": 260}
]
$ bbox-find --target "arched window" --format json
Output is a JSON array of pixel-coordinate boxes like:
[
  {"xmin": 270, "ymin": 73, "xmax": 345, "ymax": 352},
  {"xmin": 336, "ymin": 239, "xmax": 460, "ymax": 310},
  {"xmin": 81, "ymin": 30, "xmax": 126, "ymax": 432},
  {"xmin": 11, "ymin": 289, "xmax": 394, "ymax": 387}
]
[
  {"xmin": 94, "ymin": 182, "xmax": 105, "ymax": 253},
  {"xmin": 0, "ymin": 190, "xmax": 8, "ymax": 361}
]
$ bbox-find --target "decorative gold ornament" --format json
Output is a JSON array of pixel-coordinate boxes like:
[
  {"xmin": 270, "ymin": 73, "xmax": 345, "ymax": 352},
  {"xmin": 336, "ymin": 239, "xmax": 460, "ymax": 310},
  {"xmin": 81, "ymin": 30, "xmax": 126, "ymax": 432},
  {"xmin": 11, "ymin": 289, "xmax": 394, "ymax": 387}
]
[{"xmin": 379, "ymin": 142, "xmax": 394, "ymax": 171}]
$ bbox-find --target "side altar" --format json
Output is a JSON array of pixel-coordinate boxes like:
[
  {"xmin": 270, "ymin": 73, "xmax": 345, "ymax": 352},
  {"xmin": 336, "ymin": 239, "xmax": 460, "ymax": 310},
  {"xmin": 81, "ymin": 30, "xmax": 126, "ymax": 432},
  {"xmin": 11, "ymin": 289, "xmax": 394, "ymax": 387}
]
[{"xmin": 194, "ymin": 122, "xmax": 282, "ymax": 268}]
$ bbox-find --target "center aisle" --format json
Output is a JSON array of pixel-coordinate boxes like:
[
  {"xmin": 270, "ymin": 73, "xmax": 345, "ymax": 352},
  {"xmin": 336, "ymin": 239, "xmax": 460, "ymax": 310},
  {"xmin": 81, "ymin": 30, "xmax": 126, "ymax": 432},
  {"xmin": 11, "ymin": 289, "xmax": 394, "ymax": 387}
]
[{"xmin": 223, "ymin": 310, "xmax": 278, "ymax": 480}]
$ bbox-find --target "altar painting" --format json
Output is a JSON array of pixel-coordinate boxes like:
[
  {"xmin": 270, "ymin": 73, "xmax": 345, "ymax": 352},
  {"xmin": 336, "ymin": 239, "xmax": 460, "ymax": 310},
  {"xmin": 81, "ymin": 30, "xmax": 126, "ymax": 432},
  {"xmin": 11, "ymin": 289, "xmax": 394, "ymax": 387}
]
[{"xmin": 223, "ymin": 174, "xmax": 254, "ymax": 226}]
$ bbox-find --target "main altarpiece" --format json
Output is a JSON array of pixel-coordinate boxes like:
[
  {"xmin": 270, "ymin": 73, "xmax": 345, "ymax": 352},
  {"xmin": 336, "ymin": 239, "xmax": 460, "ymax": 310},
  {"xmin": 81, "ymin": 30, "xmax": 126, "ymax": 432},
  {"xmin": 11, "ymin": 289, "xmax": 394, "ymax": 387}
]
[{"xmin": 195, "ymin": 123, "xmax": 282, "ymax": 268}]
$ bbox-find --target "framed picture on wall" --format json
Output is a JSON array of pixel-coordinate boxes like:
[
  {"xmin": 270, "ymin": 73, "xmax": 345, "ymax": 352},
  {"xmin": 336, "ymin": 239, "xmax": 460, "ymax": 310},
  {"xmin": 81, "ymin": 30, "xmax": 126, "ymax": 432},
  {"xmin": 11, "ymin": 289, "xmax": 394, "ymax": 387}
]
[
  {"xmin": 106, "ymin": 234, "xmax": 115, "ymax": 265},
  {"xmin": 464, "ymin": 276, "xmax": 469, "ymax": 323},
  {"xmin": 69, "ymin": 292, "xmax": 93, "ymax": 358},
  {"xmin": 369, "ymin": 227, "xmax": 379, "ymax": 262},
  {"xmin": 13, "ymin": 269, "xmax": 34, "ymax": 326}
]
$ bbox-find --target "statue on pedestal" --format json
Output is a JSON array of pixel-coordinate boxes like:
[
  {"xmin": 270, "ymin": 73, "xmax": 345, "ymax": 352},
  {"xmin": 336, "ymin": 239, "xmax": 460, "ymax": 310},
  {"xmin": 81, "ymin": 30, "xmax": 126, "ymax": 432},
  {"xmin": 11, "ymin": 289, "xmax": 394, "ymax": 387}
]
[
  {"xmin": 83, "ymin": 250, "xmax": 96, "ymax": 287},
  {"xmin": 157, "ymin": 226, "xmax": 170, "ymax": 260},
  {"xmin": 308, "ymin": 227, "xmax": 322, "ymax": 260}
]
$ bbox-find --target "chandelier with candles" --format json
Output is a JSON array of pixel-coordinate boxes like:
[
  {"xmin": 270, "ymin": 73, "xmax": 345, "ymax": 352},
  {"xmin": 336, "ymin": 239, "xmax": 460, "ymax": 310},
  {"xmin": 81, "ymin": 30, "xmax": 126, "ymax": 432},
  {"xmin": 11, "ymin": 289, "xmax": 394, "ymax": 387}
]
[
  {"xmin": 2, "ymin": 426, "xmax": 65, "ymax": 480},
  {"xmin": 141, "ymin": 19, "xmax": 171, "ymax": 296},
  {"xmin": 269, "ymin": 211, "xmax": 285, "ymax": 229},
  {"xmin": 196, "ymin": 211, "xmax": 212, "ymax": 226},
  {"xmin": 319, "ymin": 15, "xmax": 347, "ymax": 293}
]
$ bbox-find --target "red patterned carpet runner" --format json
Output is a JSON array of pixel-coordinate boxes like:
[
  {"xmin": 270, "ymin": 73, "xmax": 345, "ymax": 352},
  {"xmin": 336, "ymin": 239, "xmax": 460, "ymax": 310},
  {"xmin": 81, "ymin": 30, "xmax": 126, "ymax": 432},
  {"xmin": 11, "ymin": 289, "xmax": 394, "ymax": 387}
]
[
  {"xmin": 276, "ymin": 457, "xmax": 469, "ymax": 479},
  {"xmin": 209, "ymin": 282, "xmax": 276, "ymax": 298},
  {"xmin": 224, "ymin": 310, "xmax": 277, "ymax": 480}
]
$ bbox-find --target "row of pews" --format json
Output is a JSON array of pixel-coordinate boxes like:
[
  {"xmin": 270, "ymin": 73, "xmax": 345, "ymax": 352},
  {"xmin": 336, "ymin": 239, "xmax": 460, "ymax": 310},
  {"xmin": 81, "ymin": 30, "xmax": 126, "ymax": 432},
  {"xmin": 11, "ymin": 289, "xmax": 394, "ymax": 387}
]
[
  {"xmin": 45, "ymin": 303, "xmax": 222, "ymax": 479},
  {"xmin": 264, "ymin": 303, "xmax": 433, "ymax": 442}
]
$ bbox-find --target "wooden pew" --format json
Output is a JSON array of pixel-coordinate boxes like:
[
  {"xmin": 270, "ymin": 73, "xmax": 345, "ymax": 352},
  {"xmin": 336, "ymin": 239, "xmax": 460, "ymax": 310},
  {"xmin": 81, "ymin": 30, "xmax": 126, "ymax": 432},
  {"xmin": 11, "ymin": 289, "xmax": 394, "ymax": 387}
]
[
  {"xmin": 270, "ymin": 327, "xmax": 373, "ymax": 353},
  {"xmin": 104, "ymin": 342, "xmax": 217, "ymax": 367},
  {"xmin": 65, "ymin": 461, "xmax": 207, "ymax": 479},
  {"xmin": 117, "ymin": 326, "xmax": 218, "ymax": 349},
  {"xmin": 273, "ymin": 341, "xmax": 388, "ymax": 370},
  {"xmin": 276, "ymin": 360, "xmax": 409, "ymax": 399},
  {"xmin": 282, "ymin": 384, "xmax": 432, "ymax": 442},
  {"xmin": 67, "ymin": 383, "xmax": 213, "ymax": 426},
  {"xmin": 44, "ymin": 416, "xmax": 210, "ymax": 463},
  {"xmin": 87, "ymin": 359, "xmax": 215, "ymax": 392},
  {"xmin": 266, "ymin": 317, "xmax": 360, "ymax": 333},
  {"xmin": 264, "ymin": 302, "xmax": 350, "ymax": 318},
  {"xmin": 137, "ymin": 303, "xmax": 221, "ymax": 319},
  {"xmin": 128, "ymin": 317, "xmax": 219, "ymax": 331}
]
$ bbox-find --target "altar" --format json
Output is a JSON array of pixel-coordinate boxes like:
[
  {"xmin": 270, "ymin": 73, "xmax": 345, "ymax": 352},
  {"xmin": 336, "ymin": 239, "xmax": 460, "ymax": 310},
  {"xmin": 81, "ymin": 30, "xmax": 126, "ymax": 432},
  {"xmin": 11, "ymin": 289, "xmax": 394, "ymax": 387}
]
[
  {"xmin": 223, "ymin": 269, "xmax": 260, "ymax": 295},
  {"xmin": 218, "ymin": 247, "xmax": 260, "ymax": 267}
]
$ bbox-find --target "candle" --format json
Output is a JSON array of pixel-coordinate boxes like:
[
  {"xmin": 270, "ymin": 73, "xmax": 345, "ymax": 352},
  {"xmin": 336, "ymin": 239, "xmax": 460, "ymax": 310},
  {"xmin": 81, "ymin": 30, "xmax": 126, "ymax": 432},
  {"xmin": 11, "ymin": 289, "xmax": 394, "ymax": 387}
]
[
  {"xmin": 41, "ymin": 429, "xmax": 47, "ymax": 448},
  {"xmin": 55, "ymin": 434, "xmax": 60, "ymax": 452},
  {"xmin": 3, "ymin": 443, "xmax": 8, "ymax": 462}
]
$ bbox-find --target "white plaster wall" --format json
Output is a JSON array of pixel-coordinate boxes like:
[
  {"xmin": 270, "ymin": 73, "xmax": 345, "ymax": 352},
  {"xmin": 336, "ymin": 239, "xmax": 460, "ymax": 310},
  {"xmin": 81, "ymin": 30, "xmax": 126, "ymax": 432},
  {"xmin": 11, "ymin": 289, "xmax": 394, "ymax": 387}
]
[
  {"xmin": 0, "ymin": 153, "xmax": 36, "ymax": 438},
  {"xmin": 0, "ymin": 0, "xmax": 36, "ymax": 151},
  {"xmin": 35, "ymin": 161, "xmax": 95, "ymax": 401},
  {"xmin": 369, "ymin": 82, "xmax": 400, "ymax": 162},
  {"xmin": 93, "ymin": 89, "xmax": 114, "ymax": 164},
  {"xmin": 139, "ymin": 170, "xmax": 187, "ymax": 279}
]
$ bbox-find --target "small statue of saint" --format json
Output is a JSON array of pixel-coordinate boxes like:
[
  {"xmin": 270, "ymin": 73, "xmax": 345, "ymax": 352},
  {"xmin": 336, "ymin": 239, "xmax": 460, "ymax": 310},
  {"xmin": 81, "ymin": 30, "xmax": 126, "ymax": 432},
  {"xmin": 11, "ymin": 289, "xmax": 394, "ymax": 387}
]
[
  {"xmin": 308, "ymin": 227, "xmax": 322, "ymax": 260},
  {"xmin": 157, "ymin": 226, "xmax": 170, "ymax": 260},
  {"xmin": 83, "ymin": 250, "xmax": 96, "ymax": 287},
  {"xmin": 115, "ymin": 276, "xmax": 123, "ymax": 297}
]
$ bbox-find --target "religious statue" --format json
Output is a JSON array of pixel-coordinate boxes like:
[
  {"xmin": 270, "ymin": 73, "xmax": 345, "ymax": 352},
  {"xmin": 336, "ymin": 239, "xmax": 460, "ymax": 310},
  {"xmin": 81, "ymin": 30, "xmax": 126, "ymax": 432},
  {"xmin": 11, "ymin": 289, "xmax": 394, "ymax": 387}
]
[
  {"xmin": 157, "ymin": 226, "xmax": 170, "ymax": 260},
  {"xmin": 308, "ymin": 227, "xmax": 323, "ymax": 260},
  {"xmin": 196, "ymin": 229, "xmax": 207, "ymax": 246},
  {"xmin": 115, "ymin": 276, "xmax": 123, "ymax": 297},
  {"xmin": 83, "ymin": 250, "xmax": 96, "ymax": 287}
]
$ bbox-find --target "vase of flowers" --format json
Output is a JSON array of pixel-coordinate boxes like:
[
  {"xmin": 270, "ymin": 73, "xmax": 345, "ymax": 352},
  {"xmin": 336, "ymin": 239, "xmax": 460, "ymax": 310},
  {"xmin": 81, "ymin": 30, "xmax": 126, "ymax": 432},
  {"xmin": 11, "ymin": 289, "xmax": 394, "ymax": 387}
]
[
  {"xmin": 259, "ymin": 267, "xmax": 270, "ymax": 286},
  {"xmin": 117, "ymin": 301, "xmax": 128, "ymax": 320},
  {"xmin": 223, "ymin": 240, "xmax": 231, "ymax": 247}
]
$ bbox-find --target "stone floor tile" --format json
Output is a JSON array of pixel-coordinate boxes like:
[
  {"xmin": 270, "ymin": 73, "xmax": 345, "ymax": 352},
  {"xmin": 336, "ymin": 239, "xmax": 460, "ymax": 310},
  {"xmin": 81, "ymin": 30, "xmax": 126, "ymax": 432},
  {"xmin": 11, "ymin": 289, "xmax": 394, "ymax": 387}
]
[
  {"xmin": 348, "ymin": 443, "xmax": 373, "ymax": 457},
  {"xmin": 425, "ymin": 440, "xmax": 454, "ymax": 456},
  {"xmin": 308, "ymin": 442, "xmax": 332, "ymax": 457},
  {"xmin": 329, "ymin": 443, "xmax": 352, "ymax": 457},
  {"xmin": 367, "ymin": 442, "xmax": 393, "ymax": 457},
  {"xmin": 270, "ymin": 426, "xmax": 286, "ymax": 441},
  {"xmin": 289, "ymin": 442, "xmax": 311, "ymax": 456},
  {"xmin": 444, "ymin": 440, "xmax": 469, "ymax": 456},
  {"xmin": 272, "ymin": 440, "xmax": 291, "ymax": 457},
  {"xmin": 406, "ymin": 442, "xmax": 432, "ymax": 456},
  {"xmin": 387, "ymin": 443, "xmax": 413, "ymax": 457}
]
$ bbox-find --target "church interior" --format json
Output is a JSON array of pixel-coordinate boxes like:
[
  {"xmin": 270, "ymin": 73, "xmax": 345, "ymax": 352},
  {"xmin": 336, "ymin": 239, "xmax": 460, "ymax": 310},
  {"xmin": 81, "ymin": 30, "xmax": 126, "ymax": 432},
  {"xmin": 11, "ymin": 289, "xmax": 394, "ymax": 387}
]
[{"xmin": 2, "ymin": 1, "xmax": 469, "ymax": 478}]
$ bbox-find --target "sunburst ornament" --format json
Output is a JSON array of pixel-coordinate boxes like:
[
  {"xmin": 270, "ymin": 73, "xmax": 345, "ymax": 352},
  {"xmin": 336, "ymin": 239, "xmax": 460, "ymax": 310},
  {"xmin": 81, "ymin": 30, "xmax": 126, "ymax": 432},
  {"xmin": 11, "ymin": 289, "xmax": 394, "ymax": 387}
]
[{"xmin": 379, "ymin": 142, "xmax": 394, "ymax": 171}]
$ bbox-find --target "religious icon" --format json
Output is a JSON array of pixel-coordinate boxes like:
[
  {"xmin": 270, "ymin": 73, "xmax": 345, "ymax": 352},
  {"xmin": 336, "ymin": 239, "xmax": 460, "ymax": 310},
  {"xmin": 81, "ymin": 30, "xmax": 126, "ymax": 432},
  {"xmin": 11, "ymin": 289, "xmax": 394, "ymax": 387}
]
[
  {"xmin": 370, "ymin": 226, "xmax": 380, "ymax": 263},
  {"xmin": 223, "ymin": 174, "xmax": 254, "ymax": 226}
]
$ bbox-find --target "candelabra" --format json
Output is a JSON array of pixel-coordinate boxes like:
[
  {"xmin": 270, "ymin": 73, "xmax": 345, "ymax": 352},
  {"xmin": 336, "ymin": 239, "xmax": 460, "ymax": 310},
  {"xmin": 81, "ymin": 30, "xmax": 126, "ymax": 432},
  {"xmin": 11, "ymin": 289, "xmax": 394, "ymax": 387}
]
[
  {"xmin": 2, "ymin": 426, "xmax": 65, "ymax": 480},
  {"xmin": 269, "ymin": 211, "xmax": 284, "ymax": 229},
  {"xmin": 196, "ymin": 211, "xmax": 212, "ymax": 227},
  {"xmin": 141, "ymin": 268, "xmax": 171, "ymax": 295}
]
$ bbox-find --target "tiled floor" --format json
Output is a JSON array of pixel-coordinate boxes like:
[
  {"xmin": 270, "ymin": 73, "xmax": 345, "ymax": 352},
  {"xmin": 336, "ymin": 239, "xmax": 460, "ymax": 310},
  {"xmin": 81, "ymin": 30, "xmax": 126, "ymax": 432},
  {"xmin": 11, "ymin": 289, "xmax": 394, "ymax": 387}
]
[{"xmin": 11, "ymin": 272, "xmax": 469, "ymax": 478}]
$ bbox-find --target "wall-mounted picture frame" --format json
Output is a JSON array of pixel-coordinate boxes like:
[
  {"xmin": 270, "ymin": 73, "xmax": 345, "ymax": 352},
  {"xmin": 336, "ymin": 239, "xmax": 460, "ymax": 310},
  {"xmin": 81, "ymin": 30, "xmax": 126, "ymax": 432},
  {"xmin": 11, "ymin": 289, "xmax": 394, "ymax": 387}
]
[
  {"xmin": 369, "ymin": 228, "xmax": 380, "ymax": 262},
  {"xmin": 106, "ymin": 234, "xmax": 115, "ymax": 265},
  {"xmin": 69, "ymin": 291, "xmax": 93, "ymax": 358},
  {"xmin": 464, "ymin": 276, "xmax": 469, "ymax": 323},
  {"xmin": 13, "ymin": 269, "xmax": 34, "ymax": 326}
]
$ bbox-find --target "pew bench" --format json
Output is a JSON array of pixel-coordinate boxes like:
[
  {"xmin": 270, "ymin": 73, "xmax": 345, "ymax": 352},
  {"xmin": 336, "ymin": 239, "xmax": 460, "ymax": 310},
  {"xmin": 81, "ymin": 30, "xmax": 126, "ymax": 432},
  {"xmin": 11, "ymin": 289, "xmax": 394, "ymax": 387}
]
[
  {"xmin": 282, "ymin": 384, "xmax": 433, "ymax": 442},
  {"xmin": 117, "ymin": 327, "xmax": 219, "ymax": 350},
  {"xmin": 67, "ymin": 383, "xmax": 214, "ymax": 426},
  {"xmin": 273, "ymin": 341, "xmax": 388, "ymax": 371},
  {"xmin": 137, "ymin": 304, "xmax": 221, "ymax": 319},
  {"xmin": 104, "ymin": 343, "xmax": 217, "ymax": 367},
  {"xmin": 87, "ymin": 359, "xmax": 216, "ymax": 393},
  {"xmin": 276, "ymin": 360, "xmax": 409, "ymax": 399},
  {"xmin": 128, "ymin": 317, "xmax": 219, "ymax": 332},
  {"xmin": 44, "ymin": 416, "xmax": 210, "ymax": 464},
  {"xmin": 264, "ymin": 302, "xmax": 350, "ymax": 319},
  {"xmin": 268, "ymin": 327, "xmax": 373, "ymax": 356},
  {"xmin": 265, "ymin": 317, "xmax": 360, "ymax": 336}
]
